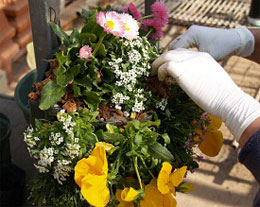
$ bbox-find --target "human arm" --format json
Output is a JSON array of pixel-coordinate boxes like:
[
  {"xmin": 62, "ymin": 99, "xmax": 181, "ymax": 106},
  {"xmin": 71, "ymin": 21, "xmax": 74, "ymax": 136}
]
[
  {"xmin": 151, "ymin": 49, "xmax": 260, "ymax": 143},
  {"xmin": 168, "ymin": 25, "xmax": 260, "ymax": 64},
  {"xmin": 247, "ymin": 28, "xmax": 260, "ymax": 64},
  {"xmin": 151, "ymin": 49, "xmax": 260, "ymax": 185}
]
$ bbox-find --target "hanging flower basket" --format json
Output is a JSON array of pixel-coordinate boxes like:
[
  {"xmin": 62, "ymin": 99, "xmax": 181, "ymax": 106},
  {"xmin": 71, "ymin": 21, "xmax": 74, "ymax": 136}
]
[{"xmin": 24, "ymin": 3, "xmax": 224, "ymax": 207}]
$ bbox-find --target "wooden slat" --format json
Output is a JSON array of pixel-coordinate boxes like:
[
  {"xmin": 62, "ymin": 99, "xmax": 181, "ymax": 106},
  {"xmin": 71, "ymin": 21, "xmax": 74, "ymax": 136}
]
[{"xmin": 167, "ymin": 0, "xmax": 251, "ymax": 28}]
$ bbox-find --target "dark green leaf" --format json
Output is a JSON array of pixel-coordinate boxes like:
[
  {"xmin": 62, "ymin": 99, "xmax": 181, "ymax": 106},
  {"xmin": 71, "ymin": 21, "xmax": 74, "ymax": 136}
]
[
  {"xmin": 81, "ymin": 9, "xmax": 97, "ymax": 20},
  {"xmin": 79, "ymin": 33, "xmax": 97, "ymax": 43},
  {"xmin": 74, "ymin": 75, "xmax": 92, "ymax": 90},
  {"xmin": 82, "ymin": 91, "xmax": 101, "ymax": 111},
  {"xmin": 49, "ymin": 22, "xmax": 70, "ymax": 46},
  {"xmin": 69, "ymin": 28, "xmax": 80, "ymax": 43},
  {"xmin": 72, "ymin": 84, "xmax": 81, "ymax": 97},
  {"xmin": 39, "ymin": 80, "xmax": 65, "ymax": 110},
  {"xmin": 148, "ymin": 142, "xmax": 174, "ymax": 162}
]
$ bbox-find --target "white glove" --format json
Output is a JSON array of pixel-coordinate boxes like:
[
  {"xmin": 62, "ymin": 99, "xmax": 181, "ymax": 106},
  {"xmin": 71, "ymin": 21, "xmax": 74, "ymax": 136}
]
[
  {"xmin": 168, "ymin": 25, "xmax": 255, "ymax": 61},
  {"xmin": 152, "ymin": 49, "xmax": 260, "ymax": 141}
]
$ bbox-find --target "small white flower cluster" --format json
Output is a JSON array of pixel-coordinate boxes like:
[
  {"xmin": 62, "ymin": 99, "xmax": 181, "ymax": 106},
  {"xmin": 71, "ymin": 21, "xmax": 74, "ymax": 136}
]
[
  {"xmin": 112, "ymin": 93, "xmax": 130, "ymax": 110},
  {"xmin": 59, "ymin": 109, "xmax": 76, "ymax": 138},
  {"xmin": 109, "ymin": 37, "xmax": 157, "ymax": 113},
  {"xmin": 24, "ymin": 110, "xmax": 83, "ymax": 185},
  {"xmin": 155, "ymin": 98, "xmax": 168, "ymax": 111},
  {"xmin": 50, "ymin": 132, "xmax": 64, "ymax": 145},
  {"xmin": 128, "ymin": 50, "xmax": 141, "ymax": 64},
  {"xmin": 53, "ymin": 160, "xmax": 72, "ymax": 185},
  {"xmin": 132, "ymin": 89, "xmax": 146, "ymax": 113}
]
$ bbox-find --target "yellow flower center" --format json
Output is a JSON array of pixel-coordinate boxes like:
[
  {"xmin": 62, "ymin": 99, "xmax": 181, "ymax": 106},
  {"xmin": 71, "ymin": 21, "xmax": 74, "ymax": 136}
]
[
  {"xmin": 106, "ymin": 20, "xmax": 115, "ymax": 29},
  {"xmin": 124, "ymin": 23, "xmax": 130, "ymax": 31}
]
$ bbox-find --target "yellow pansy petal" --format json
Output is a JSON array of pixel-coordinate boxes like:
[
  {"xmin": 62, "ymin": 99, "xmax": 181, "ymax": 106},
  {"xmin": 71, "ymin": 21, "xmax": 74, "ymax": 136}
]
[
  {"xmin": 199, "ymin": 130, "xmax": 223, "ymax": 157},
  {"xmin": 179, "ymin": 183, "xmax": 194, "ymax": 193},
  {"xmin": 207, "ymin": 114, "xmax": 222, "ymax": 130},
  {"xmin": 157, "ymin": 162, "xmax": 172, "ymax": 194},
  {"xmin": 90, "ymin": 145, "xmax": 108, "ymax": 175},
  {"xmin": 140, "ymin": 181, "xmax": 164, "ymax": 207},
  {"xmin": 95, "ymin": 142, "xmax": 114, "ymax": 152},
  {"xmin": 116, "ymin": 189, "xmax": 123, "ymax": 203},
  {"xmin": 169, "ymin": 166, "xmax": 187, "ymax": 187},
  {"xmin": 118, "ymin": 201, "xmax": 134, "ymax": 207},
  {"xmin": 116, "ymin": 189, "xmax": 135, "ymax": 207},
  {"xmin": 168, "ymin": 183, "xmax": 176, "ymax": 196},
  {"xmin": 163, "ymin": 193, "xmax": 177, "ymax": 207},
  {"xmin": 81, "ymin": 174, "xmax": 109, "ymax": 207},
  {"xmin": 74, "ymin": 158, "xmax": 89, "ymax": 187},
  {"xmin": 121, "ymin": 187, "xmax": 139, "ymax": 202}
]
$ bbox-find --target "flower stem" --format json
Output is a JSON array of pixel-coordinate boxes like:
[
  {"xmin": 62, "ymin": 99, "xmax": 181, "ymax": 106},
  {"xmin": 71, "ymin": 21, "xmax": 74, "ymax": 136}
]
[
  {"xmin": 92, "ymin": 31, "xmax": 106, "ymax": 56},
  {"xmin": 145, "ymin": 29, "xmax": 153, "ymax": 38},
  {"xmin": 140, "ymin": 157, "xmax": 155, "ymax": 179},
  {"xmin": 137, "ymin": 15, "xmax": 154, "ymax": 21},
  {"xmin": 134, "ymin": 157, "xmax": 143, "ymax": 189}
]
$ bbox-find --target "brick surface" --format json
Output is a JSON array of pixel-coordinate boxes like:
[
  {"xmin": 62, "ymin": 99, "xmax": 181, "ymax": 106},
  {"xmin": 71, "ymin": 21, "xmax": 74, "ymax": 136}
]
[
  {"xmin": 0, "ymin": 0, "xmax": 28, "ymax": 17},
  {"xmin": 9, "ymin": 12, "xmax": 30, "ymax": 33},
  {"xmin": 14, "ymin": 27, "xmax": 32, "ymax": 48},
  {"xmin": 0, "ymin": 9, "xmax": 16, "ymax": 47},
  {"xmin": 0, "ymin": 40, "xmax": 19, "ymax": 83}
]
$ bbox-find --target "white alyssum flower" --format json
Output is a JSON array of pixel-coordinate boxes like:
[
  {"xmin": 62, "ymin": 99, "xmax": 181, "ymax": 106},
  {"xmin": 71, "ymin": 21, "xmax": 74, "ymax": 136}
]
[
  {"xmin": 155, "ymin": 98, "xmax": 168, "ymax": 111},
  {"xmin": 24, "ymin": 110, "xmax": 84, "ymax": 185}
]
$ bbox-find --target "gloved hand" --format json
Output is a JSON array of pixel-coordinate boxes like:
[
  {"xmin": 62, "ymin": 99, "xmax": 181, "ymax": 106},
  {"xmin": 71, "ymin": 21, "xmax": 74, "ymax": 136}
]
[
  {"xmin": 152, "ymin": 49, "xmax": 260, "ymax": 141},
  {"xmin": 168, "ymin": 25, "xmax": 255, "ymax": 61}
]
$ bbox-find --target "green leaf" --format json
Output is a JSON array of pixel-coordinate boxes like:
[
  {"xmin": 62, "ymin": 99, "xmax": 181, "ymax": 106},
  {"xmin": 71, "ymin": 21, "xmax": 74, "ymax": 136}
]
[
  {"xmin": 49, "ymin": 22, "xmax": 70, "ymax": 46},
  {"xmin": 161, "ymin": 133, "xmax": 170, "ymax": 145},
  {"xmin": 92, "ymin": 43, "xmax": 107, "ymax": 57},
  {"xmin": 55, "ymin": 64, "xmax": 80, "ymax": 87},
  {"xmin": 72, "ymin": 84, "xmax": 81, "ymax": 97},
  {"xmin": 39, "ymin": 80, "xmax": 65, "ymax": 110},
  {"xmin": 69, "ymin": 28, "xmax": 80, "ymax": 43},
  {"xmin": 148, "ymin": 142, "xmax": 174, "ymax": 162},
  {"xmin": 95, "ymin": 129, "xmax": 125, "ymax": 142},
  {"xmin": 146, "ymin": 120, "xmax": 161, "ymax": 128},
  {"xmin": 82, "ymin": 91, "xmax": 101, "ymax": 111},
  {"xmin": 101, "ymin": 69, "xmax": 115, "ymax": 83},
  {"xmin": 81, "ymin": 9, "xmax": 97, "ymax": 20},
  {"xmin": 79, "ymin": 33, "xmax": 97, "ymax": 43},
  {"xmin": 106, "ymin": 124, "xmax": 117, "ymax": 133},
  {"xmin": 128, "ymin": 120, "xmax": 140, "ymax": 129},
  {"xmin": 134, "ymin": 134, "xmax": 142, "ymax": 145},
  {"xmin": 74, "ymin": 75, "xmax": 92, "ymax": 90},
  {"xmin": 56, "ymin": 52, "xmax": 67, "ymax": 72}
]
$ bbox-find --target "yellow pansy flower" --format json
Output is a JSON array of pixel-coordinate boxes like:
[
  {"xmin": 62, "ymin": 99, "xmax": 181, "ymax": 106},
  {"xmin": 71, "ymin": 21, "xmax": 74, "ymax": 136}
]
[
  {"xmin": 74, "ymin": 146, "xmax": 109, "ymax": 207},
  {"xmin": 157, "ymin": 162, "xmax": 187, "ymax": 196},
  {"xmin": 199, "ymin": 114, "xmax": 223, "ymax": 157},
  {"xmin": 121, "ymin": 187, "xmax": 139, "ymax": 202},
  {"xmin": 116, "ymin": 188, "xmax": 138, "ymax": 207},
  {"xmin": 140, "ymin": 179, "xmax": 177, "ymax": 207}
]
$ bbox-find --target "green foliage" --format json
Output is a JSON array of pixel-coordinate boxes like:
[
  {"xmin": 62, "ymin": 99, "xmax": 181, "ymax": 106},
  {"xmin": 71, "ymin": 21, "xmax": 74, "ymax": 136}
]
[
  {"xmin": 157, "ymin": 84, "xmax": 203, "ymax": 170},
  {"xmin": 30, "ymin": 7, "xmax": 204, "ymax": 207},
  {"xmin": 29, "ymin": 174, "xmax": 85, "ymax": 207},
  {"xmin": 39, "ymin": 80, "xmax": 65, "ymax": 110}
]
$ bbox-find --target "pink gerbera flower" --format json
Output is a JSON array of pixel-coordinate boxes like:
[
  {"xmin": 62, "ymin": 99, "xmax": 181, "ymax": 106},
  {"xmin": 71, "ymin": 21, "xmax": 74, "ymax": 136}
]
[
  {"xmin": 96, "ymin": 11, "xmax": 125, "ymax": 37},
  {"xmin": 120, "ymin": 13, "xmax": 139, "ymax": 40},
  {"xmin": 79, "ymin": 45, "xmax": 92, "ymax": 61},
  {"xmin": 151, "ymin": 2, "xmax": 168, "ymax": 26},
  {"xmin": 123, "ymin": 3, "xmax": 142, "ymax": 20},
  {"xmin": 142, "ymin": 19, "xmax": 163, "ymax": 40}
]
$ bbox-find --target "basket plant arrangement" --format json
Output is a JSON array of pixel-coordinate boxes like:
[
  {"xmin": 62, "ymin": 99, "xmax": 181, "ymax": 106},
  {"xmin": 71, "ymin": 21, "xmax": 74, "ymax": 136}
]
[{"xmin": 25, "ymin": 2, "xmax": 224, "ymax": 207}]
